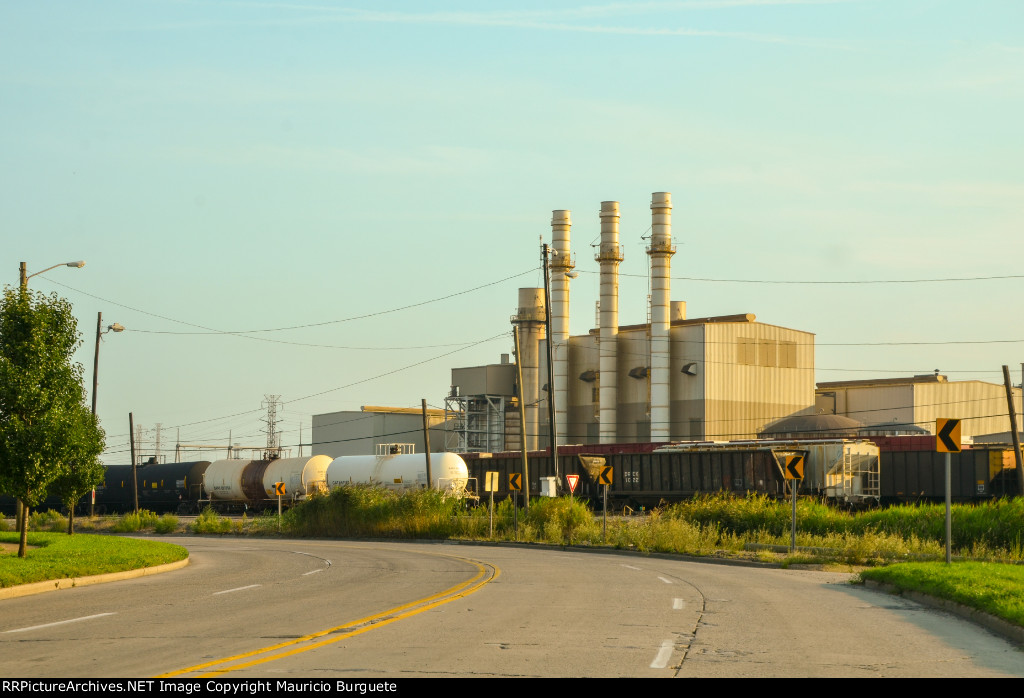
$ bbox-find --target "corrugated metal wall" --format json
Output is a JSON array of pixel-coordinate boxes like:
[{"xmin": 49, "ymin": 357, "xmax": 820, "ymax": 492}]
[{"xmin": 703, "ymin": 323, "xmax": 816, "ymax": 440}]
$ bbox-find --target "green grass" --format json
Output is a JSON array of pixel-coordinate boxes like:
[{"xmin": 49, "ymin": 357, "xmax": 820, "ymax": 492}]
[
  {"xmin": 0, "ymin": 532, "xmax": 187, "ymax": 588},
  {"xmin": 860, "ymin": 562, "xmax": 1024, "ymax": 627}
]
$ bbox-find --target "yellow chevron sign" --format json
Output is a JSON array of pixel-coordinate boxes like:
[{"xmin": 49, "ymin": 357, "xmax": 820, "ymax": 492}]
[
  {"xmin": 782, "ymin": 455, "xmax": 804, "ymax": 480},
  {"xmin": 936, "ymin": 418, "xmax": 962, "ymax": 453}
]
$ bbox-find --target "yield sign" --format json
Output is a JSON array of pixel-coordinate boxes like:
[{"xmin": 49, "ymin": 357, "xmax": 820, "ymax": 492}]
[
  {"xmin": 566, "ymin": 474, "xmax": 580, "ymax": 493},
  {"xmin": 936, "ymin": 418, "xmax": 962, "ymax": 453}
]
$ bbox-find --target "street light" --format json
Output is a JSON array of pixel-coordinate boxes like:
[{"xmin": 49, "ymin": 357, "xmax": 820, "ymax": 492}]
[
  {"xmin": 92, "ymin": 312, "xmax": 124, "ymax": 415},
  {"xmin": 19, "ymin": 260, "xmax": 85, "ymax": 289},
  {"xmin": 91, "ymin": 312, "xmax": 123, "ymax": 518}
]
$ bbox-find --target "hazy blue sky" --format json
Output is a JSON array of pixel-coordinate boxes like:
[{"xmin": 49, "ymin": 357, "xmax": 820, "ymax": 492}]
[{"xmin": 3, "ymin": 1, "xmax": 1022, "ymax": 462}]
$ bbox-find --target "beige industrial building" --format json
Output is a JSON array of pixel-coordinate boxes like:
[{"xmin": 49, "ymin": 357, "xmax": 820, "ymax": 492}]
[
  {"xmin": 312, "ymin": 405, "xmax": 449, "ymax": 458},
  {"xmin": 815, "ymin": 374, "xmax": 1023, "ymax": 441}
]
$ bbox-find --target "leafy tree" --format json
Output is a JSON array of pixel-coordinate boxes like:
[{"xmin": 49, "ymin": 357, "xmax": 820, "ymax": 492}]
[
  {"xmin": 0, "ymin": 287, "xmax": 101, "ymax": 556},
  {"xmin": 49, "ymin": 404, "xmax": 106, "ymax": 535}
]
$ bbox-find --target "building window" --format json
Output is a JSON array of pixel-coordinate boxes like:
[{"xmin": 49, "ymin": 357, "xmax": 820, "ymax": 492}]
[
  {"xmin": 738, "ymin": 337, "xmax": 756, "ymax": 365},
  {"xmin": 779, "ymin": 341, "xmax": 797, "ymax": 368}
]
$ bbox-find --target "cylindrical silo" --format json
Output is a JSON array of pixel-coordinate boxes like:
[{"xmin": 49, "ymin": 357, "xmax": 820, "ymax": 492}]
[
  {"xmin": 648, "ymin": 192, "xmax": 675, "ymax": 442},
  {"xmin": 512, "ymin": 288, "xmax": 546, "ymax": 451},
  {"xmin": 597, "ymin": 201, "xmax": 623, "ymax": 444}
]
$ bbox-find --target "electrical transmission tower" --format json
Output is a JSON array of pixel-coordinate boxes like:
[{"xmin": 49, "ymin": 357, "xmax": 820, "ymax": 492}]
[{"xmin": 262, "ymin": 395, "xmax": 282, "ymax": 460}]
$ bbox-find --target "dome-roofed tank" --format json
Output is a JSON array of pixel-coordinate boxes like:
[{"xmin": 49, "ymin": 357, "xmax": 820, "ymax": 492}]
[{"xmin": 759, "ymin": 413, "xmax": 865, "ymax": 439}]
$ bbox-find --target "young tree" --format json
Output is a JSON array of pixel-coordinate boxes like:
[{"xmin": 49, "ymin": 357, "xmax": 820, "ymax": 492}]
[
  {"xmin": 49, "ymin": 404, "xmax": 106, "ymax": 535},
  {"xmin": 0, "ymin": 287, "xmax": 100, "ymax": 557}
]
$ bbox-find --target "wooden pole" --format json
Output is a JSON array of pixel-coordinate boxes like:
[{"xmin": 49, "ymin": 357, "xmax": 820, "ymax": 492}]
[
  {"xmin": 421, "ymin": 399, "xmax": 433, "ymax": 489},
  {"xmin": 514, "ymin": 327, "xmax": 530, "ymax": 514},
  {"xmin": 1002, "ymin": 365, "xmax": 1024, "ymax": 496},
  {"xmin": 129, "ymin": 412, "xmax": 139, "ymax": 512}
]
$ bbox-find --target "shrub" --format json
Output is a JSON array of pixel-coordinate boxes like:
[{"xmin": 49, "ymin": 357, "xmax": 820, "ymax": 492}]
[
  {"xmin": 153, "ymin": 514, "xmax": 179, "ymax": 534},
  {"xmin": 190, "ymin": 507, "xmax": 234, "ymax": 534},
  {"xmin": 29, "ymin": 509, "xmax": 68, "ymax": 533},
  {"xmin": 112, "ymin": 510, "xmax": 160, "ymax": 533}
]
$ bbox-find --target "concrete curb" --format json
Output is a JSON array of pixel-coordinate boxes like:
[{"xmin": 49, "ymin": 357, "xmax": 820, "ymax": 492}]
[
  {"xmin": 862, "ymin": 579, "xmax": 1024, "ymax": 648},
  {"xmin": 0, "ymin": 557, "xmax": 189, "ymax": 601}
]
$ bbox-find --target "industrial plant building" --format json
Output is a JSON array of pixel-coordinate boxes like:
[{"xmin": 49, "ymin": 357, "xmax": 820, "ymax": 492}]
[
  {"xmin": 312, "ymin": 191, "xmax": 1018, "ymax": 458},
  {"xmin": 312, "ymin": 405, "xmax": 449, "ymax": 458},
  {"xmin": 815, "ymin": 374, "xmax": 1023, "ymax": 441},
  {"xmin": 444, "ymin": 193, "xmax": 817, "ymax": 453}
]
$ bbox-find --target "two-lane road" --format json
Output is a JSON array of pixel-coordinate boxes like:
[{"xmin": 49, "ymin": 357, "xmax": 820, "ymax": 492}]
[{"xmin": 1, "ymin": 538, "xmax": 1021, "ymax": 677}]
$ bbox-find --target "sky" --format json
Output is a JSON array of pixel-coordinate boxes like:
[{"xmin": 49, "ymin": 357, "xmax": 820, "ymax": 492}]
[{"xmin": 3, "ymin": 0, "xmax": 1022, "ymax": 463}]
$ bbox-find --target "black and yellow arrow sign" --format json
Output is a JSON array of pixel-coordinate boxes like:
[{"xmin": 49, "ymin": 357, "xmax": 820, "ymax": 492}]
[
  {"xmin": 508, "ymin": 473, "xmax": 522, "ymax": 491},
  {"xmin": 599, "ymin": 466, "xmax": 613, "ymax": 486},
  {"xmin": 274, "ymin": 481, "xmax": 286, "ymax": 496},
  {"xmin": 936, "ymin": 418, "xmax": 962, "ymax": 453},
  {"xmin": 783, "ymin": 455, "xmax": 804, "ymax": 480}
]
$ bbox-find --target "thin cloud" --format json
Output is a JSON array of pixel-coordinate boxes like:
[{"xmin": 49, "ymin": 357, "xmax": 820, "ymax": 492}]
[{"xmin": 193, "ymin": 1, "xmax": 864, "ymax": 49}]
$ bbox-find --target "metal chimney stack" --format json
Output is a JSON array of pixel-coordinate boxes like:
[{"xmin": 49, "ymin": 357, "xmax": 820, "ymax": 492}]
[
  {"xmin": 648, "ymin": 192, "xmax": 675, "ymax": 442},
  {"xmin": 512, "ymin": 288, "xmax": 546, "ymax": 451},
  {"xmin": 597, "ymin": 201, "xmax": 623, "ymax": 443},
  {"xmin": 550, "ymin": 210, "xmax": 574, "ymax": 445}
]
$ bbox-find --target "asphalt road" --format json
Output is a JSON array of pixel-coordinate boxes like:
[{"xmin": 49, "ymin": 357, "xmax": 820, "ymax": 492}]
[{"xmin": 1, "ymin": 537, "xmax": 1022, "ymax": 678}]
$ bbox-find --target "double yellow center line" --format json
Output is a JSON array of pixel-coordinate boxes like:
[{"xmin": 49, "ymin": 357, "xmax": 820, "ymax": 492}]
[{"xmin": 157, "ymin": 554, "xmax": 499, "ymax": 677}]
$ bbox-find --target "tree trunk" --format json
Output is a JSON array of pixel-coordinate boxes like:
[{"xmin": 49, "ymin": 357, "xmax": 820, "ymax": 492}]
[
  {"xmin": 67, "ymin": 506, "xmax": 75, "ymax": 535},
  {"xmin": 18, "ymin": 504, "xmax": 29, "ymax": 558}
]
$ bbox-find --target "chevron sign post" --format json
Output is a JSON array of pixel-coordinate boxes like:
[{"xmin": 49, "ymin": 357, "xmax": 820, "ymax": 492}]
[{"xmin": 937, "ymin": 418, "xmax": 962, "ymax": 563}]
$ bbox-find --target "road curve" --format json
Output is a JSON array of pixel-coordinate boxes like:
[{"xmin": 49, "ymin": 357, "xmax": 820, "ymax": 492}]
[{"xmin": 0, "ymin": 538, "xmax": 1020, "ymax": 678}]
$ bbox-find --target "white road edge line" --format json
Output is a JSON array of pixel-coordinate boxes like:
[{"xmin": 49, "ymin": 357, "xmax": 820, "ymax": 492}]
[
  {"xmin": 302, "ymin": 569, "xmax": 324, "ymax": 576},
  {"xmin": 673, "ymin": 598, "xmax": 685, "ymax": 610},
  {"xmin": 658, "ymin": 576, "xmax": 673, "ymax": 584},
  {"xmin": 621, "ymin": 564, "xmax": 641, "ymax": 570},
  {"xmin": 213, "ymin": 584, "xmax": 262, "ymax": 595},
  {"xmin": 5, "ymin": 612, "xmax": 117, "ymax": 634},
  {"xmin": 650, "ymin": 639, "xmax": 674, "ymax": 669}
]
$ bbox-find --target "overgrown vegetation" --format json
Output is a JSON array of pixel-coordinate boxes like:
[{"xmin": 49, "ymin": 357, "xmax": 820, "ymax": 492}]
[
  {"xmin": 111, "ymin": 509, "xmax": 180, "ymax": 534},
  {"xmin": 265, "ymin": 488, "xmax": 1024, "ymax": 565}
]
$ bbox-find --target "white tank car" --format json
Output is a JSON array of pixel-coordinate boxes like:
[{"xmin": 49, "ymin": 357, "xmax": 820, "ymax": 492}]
[
  {"xmin": 204, "ymin": 459, "xmax": 260, "ymax": 501},
  {"xmin": 326, "ymin": 452, "xmax": 469, "ymax": 494},
  {"xmin": 204, "ymin": 455, "xmax": 333, "ymax": 503},
  {"xmin": 262, "ymin": 455, "xmax": 332, "ymax": 499}
]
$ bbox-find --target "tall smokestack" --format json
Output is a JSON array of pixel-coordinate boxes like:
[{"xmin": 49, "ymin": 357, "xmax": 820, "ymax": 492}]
[
  {"xmin": 512, "ymin": 288, "xmax": 546, "ymax": 451},
  {"xmin": 597, "ymin": 201, "xmax": 622, "ymax": 444},
  {"xmin": 648, "ymin": 192, "xmax": 675, "ymax": 442},
  {"xmin": 550, "ymin": 211, "xmax": 573, "ymax": 445}
]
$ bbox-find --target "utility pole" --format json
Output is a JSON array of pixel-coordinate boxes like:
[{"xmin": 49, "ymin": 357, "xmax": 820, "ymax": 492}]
[
  {"xmin": 421, "ymin": 399, "xmax": 433, "ymax": 488},
  {"xmin": 514, "ymin": 326, "xmax": 530, "ymax": 514},
  {"xmin": 542, "ymin": 243, "xmax": 559, "ymax": 492},
  {"xmin": 1002, "ymin": 366, "xmax": 1024, "ymax": 496},
  {"xmin": 129, "ymin": 412, "xmax": 138, "ymax": 513}
]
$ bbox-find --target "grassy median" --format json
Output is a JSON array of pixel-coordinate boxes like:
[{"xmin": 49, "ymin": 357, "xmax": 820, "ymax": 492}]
[{"xmin": 0, "ymin": 531, "xmax": 187, "ymax": 588}]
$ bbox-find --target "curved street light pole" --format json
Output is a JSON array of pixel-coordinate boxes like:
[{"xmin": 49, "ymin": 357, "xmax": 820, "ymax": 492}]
[
  {"xmin": 92, "ymin": 311, "xmax": 125, "ymax": 415},
  {"xmin": 19, "ymin": 260, "xmax": 86, "ymax": 289}
]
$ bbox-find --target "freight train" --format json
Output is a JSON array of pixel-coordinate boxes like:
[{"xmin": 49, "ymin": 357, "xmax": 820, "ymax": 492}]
[
  {"xmin": 3, "ymin": 437, "xmax": 1018, "ymax": 517},
  {"xmin": 1, "ymin": 447, "xmax": 471, "ymax": 516},
  {"xmin": 459, "ymin": 437, "xmax": 1020, "ymax": 510}
]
